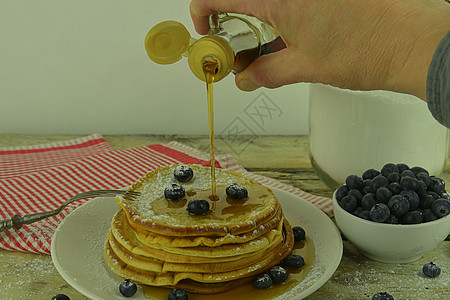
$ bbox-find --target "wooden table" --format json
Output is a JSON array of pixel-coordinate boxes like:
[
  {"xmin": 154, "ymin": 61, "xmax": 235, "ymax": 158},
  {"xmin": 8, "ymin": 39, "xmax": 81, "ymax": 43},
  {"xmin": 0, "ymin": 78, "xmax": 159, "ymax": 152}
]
[{"xmin": 0, "ymin": 134, "xmax": 448, "ymax": 299}]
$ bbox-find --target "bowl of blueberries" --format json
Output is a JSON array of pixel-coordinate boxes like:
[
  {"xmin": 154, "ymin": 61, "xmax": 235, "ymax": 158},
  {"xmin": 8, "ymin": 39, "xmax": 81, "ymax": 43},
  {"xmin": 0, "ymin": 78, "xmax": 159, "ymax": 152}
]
[{"xmin": 332, "ymin": 163, "xmax": 450, "ymax": 263}]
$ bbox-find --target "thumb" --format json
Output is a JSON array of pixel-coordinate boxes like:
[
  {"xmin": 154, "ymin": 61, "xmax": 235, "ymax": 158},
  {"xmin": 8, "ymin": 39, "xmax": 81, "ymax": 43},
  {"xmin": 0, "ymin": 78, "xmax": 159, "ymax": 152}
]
[{"xmin": 235, "ymin": 48, "xmax": 307, "ymax": 91}]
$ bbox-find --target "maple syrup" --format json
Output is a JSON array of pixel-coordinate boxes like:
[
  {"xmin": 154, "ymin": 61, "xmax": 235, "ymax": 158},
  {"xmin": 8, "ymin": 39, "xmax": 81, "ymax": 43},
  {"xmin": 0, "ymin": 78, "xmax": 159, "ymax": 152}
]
[
  {"xmin": 141, "ymin": 236, "xmax": 315, "ymax": 299},
  {"xmin": 203, "ymin": 57, "xmax": 219, "ymax": 201}
]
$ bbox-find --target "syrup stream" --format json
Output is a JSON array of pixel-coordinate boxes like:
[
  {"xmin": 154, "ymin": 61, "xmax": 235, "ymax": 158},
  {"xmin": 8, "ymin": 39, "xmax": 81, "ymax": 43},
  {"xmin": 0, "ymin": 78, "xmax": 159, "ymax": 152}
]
[{"xmin": 203, "ymin": 57, "xmax": 219, "ymax": 204}]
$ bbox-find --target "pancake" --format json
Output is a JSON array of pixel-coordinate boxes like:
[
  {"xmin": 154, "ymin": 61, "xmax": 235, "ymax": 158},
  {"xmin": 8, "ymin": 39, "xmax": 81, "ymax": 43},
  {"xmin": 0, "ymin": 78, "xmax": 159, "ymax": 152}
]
[{"xmin": 104, "ymin": 164, "xmax": 295, "ymax": 294}]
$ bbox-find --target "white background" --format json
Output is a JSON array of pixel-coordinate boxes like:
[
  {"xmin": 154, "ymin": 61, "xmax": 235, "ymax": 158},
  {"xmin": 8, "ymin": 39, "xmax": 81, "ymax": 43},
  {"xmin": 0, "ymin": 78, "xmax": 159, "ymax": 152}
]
[{"xmin": 0, "ymin": 0, "xmax": 309, "ymax": 135}]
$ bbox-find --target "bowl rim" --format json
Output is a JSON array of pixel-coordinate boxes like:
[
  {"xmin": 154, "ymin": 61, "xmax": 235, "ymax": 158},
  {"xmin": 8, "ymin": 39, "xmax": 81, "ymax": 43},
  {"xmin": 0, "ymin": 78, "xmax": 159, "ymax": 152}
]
[{"xmin": 332, "ymin": 190, "xmax": 450, "ymax": 229}]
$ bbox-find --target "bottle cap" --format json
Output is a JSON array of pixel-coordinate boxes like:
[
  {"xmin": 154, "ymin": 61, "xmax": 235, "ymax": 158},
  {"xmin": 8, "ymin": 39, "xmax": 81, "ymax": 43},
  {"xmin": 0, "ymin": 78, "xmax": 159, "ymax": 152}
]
[
  {"xmin": 188, "ymin": 36, "xmax": 234, "ymax": 82},
  {"xmin": 144, "ymin": 21, "xmax": 191, "ymax": 64}
]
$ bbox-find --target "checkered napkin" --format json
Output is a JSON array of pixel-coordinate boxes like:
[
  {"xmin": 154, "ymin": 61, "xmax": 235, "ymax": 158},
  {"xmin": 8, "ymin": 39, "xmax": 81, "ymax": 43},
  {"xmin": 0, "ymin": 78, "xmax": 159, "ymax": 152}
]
[{"xmin": 0, "ymin": 134, "xmax": 332, "ymax": 255}]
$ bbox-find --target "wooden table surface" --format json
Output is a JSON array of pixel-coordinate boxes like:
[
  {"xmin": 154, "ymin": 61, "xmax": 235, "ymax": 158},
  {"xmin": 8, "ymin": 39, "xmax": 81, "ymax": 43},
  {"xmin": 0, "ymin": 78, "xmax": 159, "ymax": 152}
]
[{"xmin": 0, "ymin": 134, "xmax": 448, "ymax": 300}]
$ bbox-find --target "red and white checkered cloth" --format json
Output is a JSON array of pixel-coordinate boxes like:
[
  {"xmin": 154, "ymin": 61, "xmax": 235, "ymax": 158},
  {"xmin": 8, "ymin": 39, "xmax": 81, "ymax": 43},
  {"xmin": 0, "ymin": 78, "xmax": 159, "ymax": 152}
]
[{"xmin": 0, "ymin": 134, "xmax": 332, "ymax": 255}]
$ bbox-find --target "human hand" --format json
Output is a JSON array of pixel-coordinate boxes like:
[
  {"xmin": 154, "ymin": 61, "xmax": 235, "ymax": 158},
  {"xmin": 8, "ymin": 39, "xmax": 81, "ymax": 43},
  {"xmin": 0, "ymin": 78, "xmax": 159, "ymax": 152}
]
[{"xmin": 190, "ymin": 0, "xmax": 450, "ymax": 100}]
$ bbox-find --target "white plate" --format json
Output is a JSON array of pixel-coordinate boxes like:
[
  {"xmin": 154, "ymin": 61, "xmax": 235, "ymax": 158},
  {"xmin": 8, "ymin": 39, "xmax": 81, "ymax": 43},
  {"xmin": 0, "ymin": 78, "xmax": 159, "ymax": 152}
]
[{"xmin": 51, "ymin": 188, "xmax": 342, "ymax": 300}]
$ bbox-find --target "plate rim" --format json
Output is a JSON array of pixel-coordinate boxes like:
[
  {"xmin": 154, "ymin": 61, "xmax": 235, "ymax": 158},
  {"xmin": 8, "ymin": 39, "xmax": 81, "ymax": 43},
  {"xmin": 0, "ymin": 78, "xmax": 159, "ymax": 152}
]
[{"xmin": 51, "ymin": 187, "xmax": 342, "ymax": 300}]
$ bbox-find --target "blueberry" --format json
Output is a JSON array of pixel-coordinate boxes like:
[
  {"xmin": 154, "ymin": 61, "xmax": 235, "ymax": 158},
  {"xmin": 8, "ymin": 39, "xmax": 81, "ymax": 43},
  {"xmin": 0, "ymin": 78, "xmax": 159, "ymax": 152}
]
[
  {"xmin": 269, "ymin": 266, "xmax": 288, "ymax": 284},
  {"xmin": 187, "ymin": 199, "xmax": 210, "ymax": 215},
  {"xmin": 428, "ymin": 176, "xmax": 446, "ymax": 195},
  {"xmin": 292, "ymin": 226, "xmax": 306, "ymax": 242},
  {"xmin": 396, "ymin": 163, "xmax": 410, "ymax": 173},
  {"xmin": 388, "ymin": 182, "xmax": 403, "ymax": 195},
  {"xmin": 371, "ymin": 175, "xmax": 389, "ymax": 190},
  {"xmin": 381, "ymin": 163, "xmax": 399, "ymax": 177},
  {"xmin": 369, "ymin": 203, "xmax": 390, "ymax": 223},
  {"xmin": 352, "ymin": 206, "xmax": 364, "ymax": 216},
  {"xmin": 283, "ymin": 254, "xmax": 305, "ymax": 269},
  {"xmin": 339, "ymin": 195, "xmax": 357, "ymax": 212},
  {"xmin": 119, "ymin": 279, "xmax": 138, "ymax": 298},
  {"xmin": 400, "ymin": 176, "xmax": 418, "ymax": 190},
  {"xmin": 348, "ymin": 189, "xmax": 363, "ymax": 202},
  {"xmin": 431, "ymin": 198, "xmax": 450, "ymax": 218},
  {"xmin": 402, "ymin": 210, "xmax": 423, "ymax": 224},
  {"xmin": 168, "ymin": 288, "xmax": 188, "ymax": 300},
  {"xmin": 387, "ymin": 172, "xmax": 401, "ymax": 183},
  {"xmin": 164, "ymin": 183, "xmax": 185, "ymax": 200},
  {"xmin": 254, "ymin": 273, "xmax": 273, "ymax": 289},
  {"xmin": 399, "ymin": 190, "xmax": 420, "ymax": 211},
  {"xmin": 386, "ymin": 215, "xmax": 399, "ymax": 224},
  {"xmin": 375, "ymin": 187, "xmax": 392, "ymax": 204},
  {"xmin": 51, "ymin": 295, "xmax": 70, "ymax": 300},
  {"xmin": 362, "ymin": 168, "xmax": 380, "ymax": 180},
  {"xmin": 226, "ymin": 183, "xmax": 248, "ymax": 199},
  {"xmin": 345, "ymin": 174, "xmax": 364, "ymax": 190},
  {"xmin": 358, "ymin": 210, "xmax": 371, "ymax": 220},
  {"xmin": 372, "ymin": 292, "xmax": 394, "ymax": 300},
  {"xmin": 411, "ymin": 166, "xmax": 428, "ymax": 175},
  {"xmin": 415, "ymin": 180, "xmax": 427, "ymax": 197},
  {"xmin": 400, "ymin": 169, "xmax": 416, "ymax": 178},
  {"xmin": 416, "ymin": 172, "xmax": 431, "ymax": 187},
  {"xmin": 420, "ymin": 194, "xmax": 436, "ymax": 209},
  {"xmin": 362, "ymin": 179, "xmax": 374, "ymax": 194},
  {"xmin": 361, "ymin": 193, "xmax": 377, "ymax": 210},
  {"xmin": 387, "ymin": 195, "xmax": 410, "ymax": 218},
  {"xmin": 422, "ymin": 262, "xmax": 441, "ymax": 278},
  {"xmin": 422, "ymin": 209, "xmax": 438, "ymax": 222},
  {"xmin": 335, "ymin": 185, "xmax": 349, "ymax": 201},
  {"xmin": 173, "ymin": 165, "xmax": 194, "ymax": 182}
]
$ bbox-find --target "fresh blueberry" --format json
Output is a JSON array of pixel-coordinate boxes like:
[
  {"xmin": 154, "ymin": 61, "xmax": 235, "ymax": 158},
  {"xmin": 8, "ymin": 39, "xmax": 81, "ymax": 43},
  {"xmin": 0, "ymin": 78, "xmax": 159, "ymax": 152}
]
[
  {"xmin": 431, "ymin": 198, "xmax": 450, "ymax": 218},
  {"xmin": 119, "ymin": 279, "xmax": 138, "ymax": 298},
  {"xmin": 420, "ymin": 194, "xmax": 436, "ymax": 209},
  {"xmin": 284, "ymin": 254, "xmax": 305, "ymax": 269},
  {"xmin": 254, "ymin": 273, "xmax": 273, "ymax": 289},
  {"xmin": 362, "ymin": 168, "xmax": 380, "ymax": 180},
  {"xmin": 372, "ymin": 292, "xmax": 394, "ymax": 300},
  {"xmin": 345, "ymin": 174, "xmax": 364, "ymax": 190},
  {"xmin": 348, "ymin": 189, "xmax": 363, "ymax": 202},
  {"xmin": 416, "ymin": 172, "xmax": 431, "ymax": 187},
  {"xmin": 422, "ymin": 209, "xmax": 438, "ymax": 222},
  {"xmin": 164, "ymin": 183, "xmax": 185, "ymax": 200},
  {"xmin": 387, "ymin": 195, "xmax": 410, "ymax": 218},
  {"xmin": 396, "ymin": 163, "xmax": 410, "ymax": 173},
  {"xmin": 362, "ymin": 180, "xmax": 374, "ymax": 194},
  {"xmin": 415, "ymin": 180, "xmax": 427, "ymax": 197},
  {"xmin": 428, "ymin": 176, "xmax": 446, "ymax": 195},
  {"xmin": 269, "ymin": 266, "xmax": 289, "ymax": 284},
  {"xmin": 400, "ymin": 176, "xmax": 418, "ymax": 190},
  {"xmin": 371, "ymin": 175, "xmax": 389, "ymax": 190},
  {"xmin": 381, "ymin": 163, "xmax": 399, "ymax": 177},
  {"xmin": 226, "ymin": 183, "xmax": 248, "ymax": 199},
  {"xmin": 399, "ymin": 190, "xmax": 420, "ymax": 211},
  {"xmin": 400, "ymin": 170, "xmax": 416, "ymax": 178},
  {"xmin": 387, "ymin": 172, "xmax": 401, "ymax": 183},
  {"xmin": 386, "ymin": 215, "xmax": 399, "ymax": 224},
  {"xmin": 402, "ymin": 210, "xmax": 423, "ymax": 224},
  {"xmin": 411, "ymin": 166, "xmax": 428, "ymax": 175},
  {"xmin": 335, "ymin": 185, "xmax": 349, "ymax": 201},
  {"xmin": 358, "ymin": 210, "xmax": 371, "ymax": 220},
  {"xmin": 375, "ymin": 187, "xmax": 392, "ymax": 204},
  {"xmin": 369, "ymin": 203, "xmax": 390, "ymax": 223},
  {"xmin": 292, "ymin": 226, "xmax": 306, "ymax": 242},
  {"xmin": 168, "ymin": 288, "xmax": 188, "ymax": 300},
  {"xmin": 173, "ymin": 165, "xmax": 194, "ymax": 182},
  {"xmin": 51, "ymin": 295, "xmax": 70, "ymax": 300},
  {"xmin": 187, "ymin": 199, "xmax": 210, "ymax": 215},
  {"xmin": 361, "ymin": 193, "xmax": 377, "ymax": 210},
  {"xmin": 388, "ymin": 182, "xmax": 403, "ymax": 195},
  {"xmin": 339, "ymin": 195, "xmax": 358, "ymax": 212},
  {"xmin": 422, "ymin": 262, "xmax": 441, "ymax": 278}
]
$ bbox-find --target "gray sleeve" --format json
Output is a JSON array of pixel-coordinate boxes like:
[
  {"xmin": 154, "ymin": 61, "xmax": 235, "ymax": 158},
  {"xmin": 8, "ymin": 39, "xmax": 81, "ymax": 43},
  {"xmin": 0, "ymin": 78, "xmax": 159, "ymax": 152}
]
[{"xmin": 427, "ymin": 30, "xmax": 450, "ymax": 128}]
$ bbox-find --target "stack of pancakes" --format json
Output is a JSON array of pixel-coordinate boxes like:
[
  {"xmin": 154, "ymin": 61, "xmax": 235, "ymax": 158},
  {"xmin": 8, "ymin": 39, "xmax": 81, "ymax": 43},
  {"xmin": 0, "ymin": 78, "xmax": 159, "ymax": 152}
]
[{"xmin": 104, "ymin": 164, "xmax": 294, "ymax": 294}]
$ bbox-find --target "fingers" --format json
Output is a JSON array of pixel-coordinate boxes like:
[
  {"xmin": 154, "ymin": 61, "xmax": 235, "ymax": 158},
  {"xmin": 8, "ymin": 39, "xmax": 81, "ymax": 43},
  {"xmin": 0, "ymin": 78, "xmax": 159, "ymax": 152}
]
[
  {"xmin": 235, "ymin": 48, "xmax": 309, "ymax": 91},
  {"xmin": 189, "ymin": 0, "xmax": 264, "ymax": 34}
]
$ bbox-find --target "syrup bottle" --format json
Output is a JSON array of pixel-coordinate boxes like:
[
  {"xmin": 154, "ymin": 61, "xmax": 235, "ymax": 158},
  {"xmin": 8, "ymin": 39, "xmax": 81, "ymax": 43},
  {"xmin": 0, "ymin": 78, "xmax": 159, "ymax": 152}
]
[{"xmin": 144, "ymin": 13, "xmax": 282, "ymax": 82}]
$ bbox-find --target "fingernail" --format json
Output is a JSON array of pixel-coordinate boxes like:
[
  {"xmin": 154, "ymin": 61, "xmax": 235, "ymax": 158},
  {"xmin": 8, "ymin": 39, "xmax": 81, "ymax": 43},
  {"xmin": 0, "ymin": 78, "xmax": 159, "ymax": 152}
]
[{"xmin": 237, "ymin": 79, "xmax": 260, "ymax": 91}]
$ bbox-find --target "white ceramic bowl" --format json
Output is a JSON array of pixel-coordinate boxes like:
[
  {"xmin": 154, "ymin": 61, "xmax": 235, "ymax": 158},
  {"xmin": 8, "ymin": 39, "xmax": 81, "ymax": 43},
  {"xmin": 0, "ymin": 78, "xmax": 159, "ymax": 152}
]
[{"xmin": 332, "ymin": 192, "xmax": 450, "ymax": 263}]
